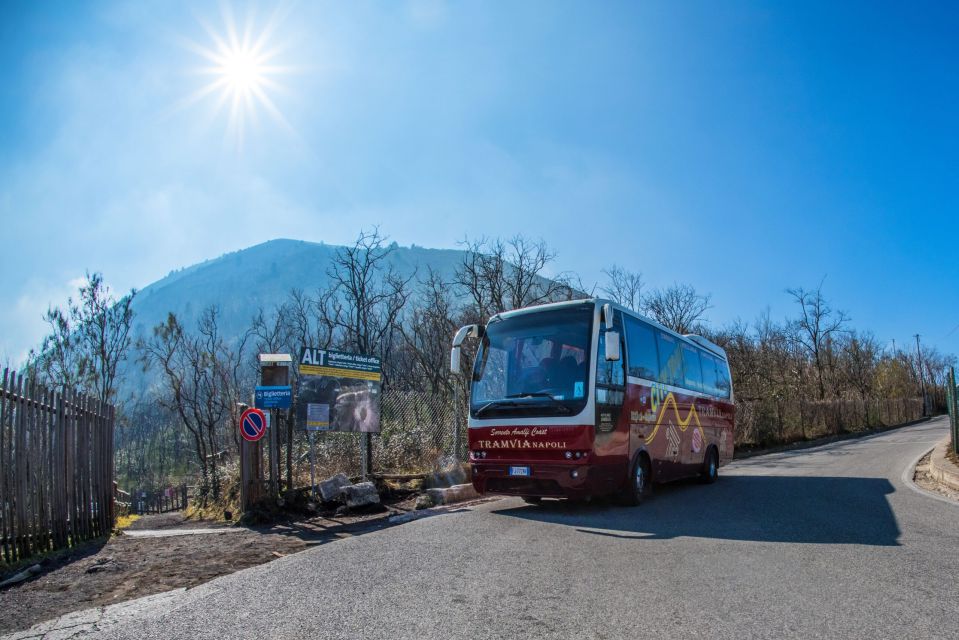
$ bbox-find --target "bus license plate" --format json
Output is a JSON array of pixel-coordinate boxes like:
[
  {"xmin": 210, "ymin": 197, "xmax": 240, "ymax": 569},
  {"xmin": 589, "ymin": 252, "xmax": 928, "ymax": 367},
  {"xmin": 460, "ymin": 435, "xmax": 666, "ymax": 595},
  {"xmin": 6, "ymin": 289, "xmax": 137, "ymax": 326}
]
[{"xmin": 509, "ymin": 466, "xmax": 530, "ymax": 477}]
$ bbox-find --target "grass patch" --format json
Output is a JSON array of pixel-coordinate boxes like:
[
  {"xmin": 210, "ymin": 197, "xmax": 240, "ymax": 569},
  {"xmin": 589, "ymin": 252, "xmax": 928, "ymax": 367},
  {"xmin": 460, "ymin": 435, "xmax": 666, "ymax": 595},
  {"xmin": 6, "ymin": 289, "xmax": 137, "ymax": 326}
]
[{"xmin": 114, "ymin": 514, "xmax": 141, "ymax": 530}]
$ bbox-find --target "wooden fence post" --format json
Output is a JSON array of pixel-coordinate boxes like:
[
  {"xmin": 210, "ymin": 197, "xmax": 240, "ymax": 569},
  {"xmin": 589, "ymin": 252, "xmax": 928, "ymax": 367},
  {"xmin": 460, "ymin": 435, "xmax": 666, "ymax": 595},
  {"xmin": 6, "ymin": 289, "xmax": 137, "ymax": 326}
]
[
  {"xmin": 0, "ymin": 368, "xmax": 9, "ymax": 563},
  {"xmin": 15, "ymin": 372, "xmax": 28, "ymax": 558}
]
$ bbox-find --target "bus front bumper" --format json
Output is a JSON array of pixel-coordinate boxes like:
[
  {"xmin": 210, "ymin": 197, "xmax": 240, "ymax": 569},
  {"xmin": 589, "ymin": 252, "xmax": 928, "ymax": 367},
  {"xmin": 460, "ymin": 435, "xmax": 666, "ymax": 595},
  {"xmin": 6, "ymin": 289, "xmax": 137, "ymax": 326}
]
[{"xmin": 470, "ymin": 462, "xmax": 593, "ymax": 499}]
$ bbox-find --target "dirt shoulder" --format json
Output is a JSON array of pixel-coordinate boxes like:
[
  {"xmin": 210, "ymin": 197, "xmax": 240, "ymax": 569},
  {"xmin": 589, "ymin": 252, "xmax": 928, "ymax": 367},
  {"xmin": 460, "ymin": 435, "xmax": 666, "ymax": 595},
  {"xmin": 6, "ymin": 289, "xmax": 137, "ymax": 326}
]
[
  {"xmin": 914, "ymin": 449, "xmax": 959, "ymax": 502},
  {"xmin": 913, "ymin": 435, "xmax": 959, "ymax": 502},
  {"xmin": 0, "ymin": 497, "xmax": 429, "ymax": 635}
]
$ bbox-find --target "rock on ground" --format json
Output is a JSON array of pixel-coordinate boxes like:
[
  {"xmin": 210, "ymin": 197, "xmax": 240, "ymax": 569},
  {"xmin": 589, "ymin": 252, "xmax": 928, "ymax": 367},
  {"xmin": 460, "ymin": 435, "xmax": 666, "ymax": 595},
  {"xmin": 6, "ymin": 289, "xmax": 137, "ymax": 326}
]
[
  {"xmin": 343, "ymin": 482, "xmax": 380, "ymax": 509},
  {"xmin": 318, "ymin": 473, "xmax": 351, "ymax": 502}
]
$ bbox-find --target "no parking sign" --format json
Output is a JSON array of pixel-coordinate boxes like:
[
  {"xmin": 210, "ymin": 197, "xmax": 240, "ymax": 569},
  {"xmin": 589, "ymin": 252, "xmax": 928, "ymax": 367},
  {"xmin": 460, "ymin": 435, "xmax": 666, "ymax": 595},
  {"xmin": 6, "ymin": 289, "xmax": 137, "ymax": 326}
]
[{"xmin": 239, "ymin": 408, "xmax": 267, "ymax": 442}]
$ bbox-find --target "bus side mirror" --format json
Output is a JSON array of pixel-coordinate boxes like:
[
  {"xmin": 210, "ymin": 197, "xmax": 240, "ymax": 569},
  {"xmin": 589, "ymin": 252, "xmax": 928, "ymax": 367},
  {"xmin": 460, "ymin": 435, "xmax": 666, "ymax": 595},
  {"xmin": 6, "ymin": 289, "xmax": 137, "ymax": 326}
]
[
  {"xmin": 602, "ymin": 303, "xmax": 614, "ymax": 330},
  {"xmin": 450, "ymin": 324, "xmax": 481, "ymax": 374},
  {"xmin": 605, "ymin": 331, "xmax": 621, "ymax": 361},
  {"xmin": 450, "ymin": 346, "xmax": 462, "ymax": 374}
]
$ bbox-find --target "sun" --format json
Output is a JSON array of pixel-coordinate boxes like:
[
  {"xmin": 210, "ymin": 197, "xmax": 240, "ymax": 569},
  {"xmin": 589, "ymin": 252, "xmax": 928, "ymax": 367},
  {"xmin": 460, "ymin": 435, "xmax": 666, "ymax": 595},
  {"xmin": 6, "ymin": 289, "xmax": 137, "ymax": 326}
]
[
  {"xmin": 219, "ymin": 49, "xmax": 264, "ymax": 93},
  {"xmin": 183, "ymin": 4, "xmax": 293, "ymax": 147}
]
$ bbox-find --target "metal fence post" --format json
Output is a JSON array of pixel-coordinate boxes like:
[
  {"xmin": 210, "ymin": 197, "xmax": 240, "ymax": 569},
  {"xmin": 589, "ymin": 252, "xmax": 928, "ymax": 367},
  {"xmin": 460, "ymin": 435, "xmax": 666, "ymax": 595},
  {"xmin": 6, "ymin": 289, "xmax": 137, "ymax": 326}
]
[
  {"xmin": 453, "ymin": 384, "xmax": 462, "ymax": 461},
  {"xmin": 948, "ymin": 367, "xmax": 958, "ymax": 456},
  {"xmin": 361, "ymin": 432, "xmax": 372, "ymax": 481}
]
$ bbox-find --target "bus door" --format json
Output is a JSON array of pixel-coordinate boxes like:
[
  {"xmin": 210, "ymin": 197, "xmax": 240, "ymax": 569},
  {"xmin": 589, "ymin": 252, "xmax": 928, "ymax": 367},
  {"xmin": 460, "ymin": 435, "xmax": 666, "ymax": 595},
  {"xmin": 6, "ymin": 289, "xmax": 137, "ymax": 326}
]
[{"xmin": 594, "ymin": 310, "xmax": 628, "ymax": 490}]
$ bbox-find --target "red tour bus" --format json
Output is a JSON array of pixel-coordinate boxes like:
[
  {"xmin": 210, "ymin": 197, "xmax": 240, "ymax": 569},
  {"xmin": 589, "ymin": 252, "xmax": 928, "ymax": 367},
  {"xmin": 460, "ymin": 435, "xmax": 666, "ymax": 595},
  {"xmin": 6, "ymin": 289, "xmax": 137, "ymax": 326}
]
[{"xmin": 450, "ymin": 299, "xmax": 735, "ymax": 504}]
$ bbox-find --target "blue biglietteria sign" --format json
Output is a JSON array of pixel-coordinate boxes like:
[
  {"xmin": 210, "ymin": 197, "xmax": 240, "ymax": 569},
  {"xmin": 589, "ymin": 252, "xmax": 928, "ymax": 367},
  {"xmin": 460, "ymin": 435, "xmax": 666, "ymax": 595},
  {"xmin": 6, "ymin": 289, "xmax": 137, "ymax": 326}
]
[{"xmin": 254, "ymin": 385, "xmax": 292, "ymax": 409}]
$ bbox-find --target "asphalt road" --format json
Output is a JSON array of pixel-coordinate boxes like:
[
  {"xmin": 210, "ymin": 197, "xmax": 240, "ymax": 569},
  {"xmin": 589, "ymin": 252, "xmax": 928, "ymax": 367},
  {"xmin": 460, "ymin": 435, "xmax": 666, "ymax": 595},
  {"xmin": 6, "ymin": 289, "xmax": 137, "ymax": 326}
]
[{"xmin": 87, "ymin": 417, "xmax": 959, "ymax": 639}]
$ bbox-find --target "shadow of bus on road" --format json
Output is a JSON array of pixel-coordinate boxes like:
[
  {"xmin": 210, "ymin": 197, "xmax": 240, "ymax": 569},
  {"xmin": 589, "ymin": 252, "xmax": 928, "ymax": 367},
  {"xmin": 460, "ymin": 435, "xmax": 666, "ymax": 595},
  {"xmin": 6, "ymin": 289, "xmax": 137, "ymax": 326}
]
[{"xmin": 492, "ymin": 475, "xmax": 901, "ymax": 546}]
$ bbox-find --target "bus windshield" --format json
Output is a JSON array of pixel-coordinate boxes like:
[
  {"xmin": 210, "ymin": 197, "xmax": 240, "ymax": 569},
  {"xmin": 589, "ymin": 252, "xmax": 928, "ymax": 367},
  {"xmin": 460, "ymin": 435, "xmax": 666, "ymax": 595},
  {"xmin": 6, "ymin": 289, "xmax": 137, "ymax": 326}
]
[{"xmin": 470, "ymin": 304, "xmax": 593, "ymax": 419}]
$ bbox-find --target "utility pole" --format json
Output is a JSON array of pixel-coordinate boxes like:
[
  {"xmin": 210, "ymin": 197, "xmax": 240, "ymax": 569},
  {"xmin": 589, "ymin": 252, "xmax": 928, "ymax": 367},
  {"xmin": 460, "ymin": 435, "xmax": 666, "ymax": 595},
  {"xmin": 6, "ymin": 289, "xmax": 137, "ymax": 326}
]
[{"xmin": 914, "ymin": 334, "xmax": 928, "ymax": 416}]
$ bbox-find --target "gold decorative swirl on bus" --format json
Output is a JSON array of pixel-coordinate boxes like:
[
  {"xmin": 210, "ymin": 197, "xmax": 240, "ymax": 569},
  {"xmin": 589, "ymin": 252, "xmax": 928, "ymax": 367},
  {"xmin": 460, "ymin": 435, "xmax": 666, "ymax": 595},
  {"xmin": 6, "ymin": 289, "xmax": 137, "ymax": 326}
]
[{"xmin": 644, "ymin": 392, "xmax": 705, "ymax": 446}]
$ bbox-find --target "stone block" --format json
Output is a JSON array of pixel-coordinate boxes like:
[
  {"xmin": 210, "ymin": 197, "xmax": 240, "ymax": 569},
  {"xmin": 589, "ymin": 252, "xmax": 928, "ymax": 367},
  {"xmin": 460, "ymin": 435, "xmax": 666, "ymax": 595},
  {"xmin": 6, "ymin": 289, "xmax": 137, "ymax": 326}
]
[
  {"xmin": 343, "ymin": 482, "xmax": 380, "ymax": 509},
  {"xmin": 318, "ymin": 473, "xmax": 351, "ymax": 503}
]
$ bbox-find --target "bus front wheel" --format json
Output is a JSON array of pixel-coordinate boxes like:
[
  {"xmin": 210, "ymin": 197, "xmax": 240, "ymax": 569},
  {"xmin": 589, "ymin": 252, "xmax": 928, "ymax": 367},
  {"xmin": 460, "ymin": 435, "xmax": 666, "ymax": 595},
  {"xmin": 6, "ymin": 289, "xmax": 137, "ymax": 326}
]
[{"xmin": 621, "ymin": 454, "xmax": 652, "ymax": 506}]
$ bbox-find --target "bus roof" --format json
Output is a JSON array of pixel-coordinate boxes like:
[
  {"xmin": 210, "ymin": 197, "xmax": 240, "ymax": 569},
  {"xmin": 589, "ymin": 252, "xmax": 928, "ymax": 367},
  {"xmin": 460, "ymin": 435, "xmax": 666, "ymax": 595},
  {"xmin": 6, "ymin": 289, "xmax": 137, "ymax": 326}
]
[{"xmin": 490, "ymin": 298, "xmax": 729, "ymax": 362}]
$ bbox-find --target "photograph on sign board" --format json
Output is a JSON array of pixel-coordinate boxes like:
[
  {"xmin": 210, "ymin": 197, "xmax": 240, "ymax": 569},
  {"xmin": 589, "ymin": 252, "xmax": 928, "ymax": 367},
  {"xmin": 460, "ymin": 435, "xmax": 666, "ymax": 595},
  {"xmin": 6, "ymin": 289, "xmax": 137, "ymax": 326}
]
[{"xmin": 296, "ymin": 348, "xmax": 381, "ymax": 433}]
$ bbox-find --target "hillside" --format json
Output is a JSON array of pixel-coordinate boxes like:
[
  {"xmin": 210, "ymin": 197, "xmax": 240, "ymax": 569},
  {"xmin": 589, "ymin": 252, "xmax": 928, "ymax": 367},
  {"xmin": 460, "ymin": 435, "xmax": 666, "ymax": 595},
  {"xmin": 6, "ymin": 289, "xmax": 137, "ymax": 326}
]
[{"xmin": 130, "ymin": 238, "xmax": 468, "ymax": 349}]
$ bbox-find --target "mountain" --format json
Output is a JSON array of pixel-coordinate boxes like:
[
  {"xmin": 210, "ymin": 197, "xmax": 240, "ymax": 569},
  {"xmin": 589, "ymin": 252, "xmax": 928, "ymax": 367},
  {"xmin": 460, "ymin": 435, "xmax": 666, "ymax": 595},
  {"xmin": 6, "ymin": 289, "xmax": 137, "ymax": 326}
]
[{"xmin": 130, "ymin": 238, "xmax": 468, "ymax": 347}]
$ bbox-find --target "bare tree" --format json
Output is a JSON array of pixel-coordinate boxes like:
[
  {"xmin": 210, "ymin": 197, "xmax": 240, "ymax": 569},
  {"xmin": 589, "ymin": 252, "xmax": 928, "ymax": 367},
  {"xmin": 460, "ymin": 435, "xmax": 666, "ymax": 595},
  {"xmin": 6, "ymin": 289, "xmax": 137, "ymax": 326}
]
[
  {"xmin": 787, "ymin": 282, "xmax": 849, "ymax": 400},
  {"xmin": 139, "ymin": 308, "xmax": 250, "ymax": 502},
  {"xmin": 840, "ymin": 331, "xmax": 881, "ymax": 407},
  {"xmin": 284, "ymin": 288, "xmax": 334, "ymax": 354},
  {"xmin": 250, "ymin": 304, "xmax": 292, "ymax": 356},
  {"xmin": 601, "ymin": 265, "xmax": 643, "ymax": 311},
  {"xmin": 455, "ymin": 235, "xmax": 574, "ymax": 320},
  {"xmin": 399, "ymin": 268, "xmax": 462, "ymax": 394},
  {"xmin": 643, "ymin": 283, "xmax": 712, "ymax": 334},
  {"xmin": 323, "ymin": 228, "xmax": 413, "ymax": 383}
]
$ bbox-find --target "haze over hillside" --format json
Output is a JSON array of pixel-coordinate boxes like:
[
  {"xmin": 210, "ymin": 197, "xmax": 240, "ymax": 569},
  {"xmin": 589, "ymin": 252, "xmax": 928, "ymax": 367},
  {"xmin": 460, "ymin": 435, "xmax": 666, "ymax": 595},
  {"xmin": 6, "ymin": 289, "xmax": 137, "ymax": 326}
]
[{"xmin": 131, "ymin": 238, "xmax": 468, "ymax": 347}]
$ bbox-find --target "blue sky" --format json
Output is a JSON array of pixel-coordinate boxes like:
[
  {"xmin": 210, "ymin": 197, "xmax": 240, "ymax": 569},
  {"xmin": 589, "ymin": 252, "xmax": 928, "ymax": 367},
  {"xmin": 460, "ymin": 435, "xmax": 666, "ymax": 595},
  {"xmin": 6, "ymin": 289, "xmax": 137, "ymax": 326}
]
[{"xmin": 1, "ymin": 0, "xmax": 957, "ymax": 363}]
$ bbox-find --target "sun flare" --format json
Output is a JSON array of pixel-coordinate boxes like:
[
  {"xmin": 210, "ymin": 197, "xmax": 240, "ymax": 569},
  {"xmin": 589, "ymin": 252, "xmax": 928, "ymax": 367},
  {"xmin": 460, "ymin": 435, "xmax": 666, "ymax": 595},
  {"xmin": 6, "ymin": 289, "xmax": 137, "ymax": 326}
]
[{"xmin": 183, "ymin": 4, "xmax": 294, "ymax": 147}]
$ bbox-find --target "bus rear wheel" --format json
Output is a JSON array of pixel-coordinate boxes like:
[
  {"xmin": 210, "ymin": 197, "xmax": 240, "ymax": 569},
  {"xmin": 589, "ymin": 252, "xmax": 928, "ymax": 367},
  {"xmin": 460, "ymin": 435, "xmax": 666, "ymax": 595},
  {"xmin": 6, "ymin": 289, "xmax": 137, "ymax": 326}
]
[
  {"xmin": 522, "ymin": 496, "xmax": 542, "ymax": 505},
  {"xmin": 621, "ymin": 454, "xmax": 652, "ymax": 506},
  {"xmin": 699, "ymin": 447, "xmax": 719, "ymax": 484}
]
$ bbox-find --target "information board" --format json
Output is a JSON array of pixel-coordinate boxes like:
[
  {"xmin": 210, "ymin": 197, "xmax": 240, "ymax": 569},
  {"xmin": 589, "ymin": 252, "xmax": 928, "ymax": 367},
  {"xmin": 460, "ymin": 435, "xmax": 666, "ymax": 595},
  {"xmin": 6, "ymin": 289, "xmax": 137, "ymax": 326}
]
[{"xmin": 296, "ymin": 348, "xmax": 381, "ymax": 433}]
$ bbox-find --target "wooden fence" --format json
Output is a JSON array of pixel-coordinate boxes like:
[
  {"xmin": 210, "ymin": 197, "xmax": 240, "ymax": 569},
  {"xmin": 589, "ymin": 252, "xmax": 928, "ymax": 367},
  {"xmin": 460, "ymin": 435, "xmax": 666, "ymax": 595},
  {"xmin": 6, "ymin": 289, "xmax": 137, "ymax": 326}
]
[
  {"xmin": 129, "ymin": 485, "xmax": 189, "ymax": 514},
  {"xmin": 0, "ymin": 370, "xmax": 115, "ymax": 563}
]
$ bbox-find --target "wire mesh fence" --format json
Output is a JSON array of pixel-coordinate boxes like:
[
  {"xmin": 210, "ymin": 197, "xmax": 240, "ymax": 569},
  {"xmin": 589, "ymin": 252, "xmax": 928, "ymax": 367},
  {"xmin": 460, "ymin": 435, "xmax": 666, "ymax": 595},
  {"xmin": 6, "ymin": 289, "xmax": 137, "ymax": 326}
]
[
  {"xmin": 286, "ymin": 390, "xmax": 928, "ymax": 483},
  {"xmin": 293, "ymin": 388, "xmax": 466, "ymax": 481}
]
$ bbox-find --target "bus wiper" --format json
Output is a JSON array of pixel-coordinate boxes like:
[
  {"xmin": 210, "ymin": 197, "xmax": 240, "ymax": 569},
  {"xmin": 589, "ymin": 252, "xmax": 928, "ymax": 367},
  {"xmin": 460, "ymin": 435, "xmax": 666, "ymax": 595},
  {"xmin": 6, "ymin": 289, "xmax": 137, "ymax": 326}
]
[
  {"xmin": 506, "ymin": 392, "xmax": 557, "ymax": 400},
  {"xmin": 475, "ymin": 400, "xmax": 519, "ymax": 416},
  {"xmin": 475, "ymin": 397, "xmax": 573, "ymax": 417},
  {"xmin": 505, "ymin": 392, "xmax": 574, "ymax": 415}
]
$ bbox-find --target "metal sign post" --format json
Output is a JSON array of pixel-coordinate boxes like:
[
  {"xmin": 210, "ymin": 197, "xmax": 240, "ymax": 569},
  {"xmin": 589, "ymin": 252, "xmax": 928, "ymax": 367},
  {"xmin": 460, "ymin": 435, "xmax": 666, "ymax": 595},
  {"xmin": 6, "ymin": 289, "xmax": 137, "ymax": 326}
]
[
  {"xmin": 361, "ymin": 434, "xmax": 371, "ymax": 481},
  {"xmin": 309, "ymin": 431, "xmax": 317, "ymax": 499}
]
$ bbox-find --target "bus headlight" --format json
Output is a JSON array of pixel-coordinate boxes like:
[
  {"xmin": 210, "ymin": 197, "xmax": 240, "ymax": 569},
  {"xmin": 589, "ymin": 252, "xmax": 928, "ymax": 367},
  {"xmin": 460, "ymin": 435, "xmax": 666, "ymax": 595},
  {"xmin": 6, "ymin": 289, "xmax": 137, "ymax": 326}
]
[
  {"xmin": 570, "ymin": 469, "xmax": 580, "ymax": 479},
  {"xmin": 564, "ymin": 451, "xmax": 573, "ymax": 459}
]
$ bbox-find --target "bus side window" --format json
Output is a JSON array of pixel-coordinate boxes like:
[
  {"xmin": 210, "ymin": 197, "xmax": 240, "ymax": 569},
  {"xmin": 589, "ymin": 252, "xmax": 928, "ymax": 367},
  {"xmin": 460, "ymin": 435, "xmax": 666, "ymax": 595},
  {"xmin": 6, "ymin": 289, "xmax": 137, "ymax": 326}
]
[
  {"xmin": 596, "ymin": 313, "xmax": 625, "ymax": 388},
  {"xmin": 716, "ymin": 360, "xmax": 732, "ymax": 398},
  {"xmin": 701, "ymin": 351, "xmax": 720, "ymax": 396},
  {"xmin": 681, "ymin": 344, "xmax": 704, "ymax": 393},
  {"xmin": 625, "ymin": 317, "xmax": 659, "ymax": 381},
  {"xmin": 655, "ymin": 331, "xmax": 684, "ymax": 387}
]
